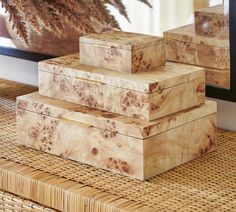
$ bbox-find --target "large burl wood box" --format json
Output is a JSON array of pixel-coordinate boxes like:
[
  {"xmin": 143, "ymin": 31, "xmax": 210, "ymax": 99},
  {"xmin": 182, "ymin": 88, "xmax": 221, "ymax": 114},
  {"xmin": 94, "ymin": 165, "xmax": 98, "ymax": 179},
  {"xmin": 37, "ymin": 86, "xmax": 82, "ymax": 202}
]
[
  {"xmin": 16, "ymin": 93, "xmax": 217, "ymax": 180},
  {"xmin": 80, "ymin": 31, "xmax": 166, "ymax": 73},
  {"xmin": 195, "ymin": 5, "xmax": 229, "ymax": 37},
  {"xmin": 164, "ymin": 24, "xmax": 230, "ymax": 70},
  {"xmin": 38, "ymin": 53, "xmax": 205, "ymax": 121}
]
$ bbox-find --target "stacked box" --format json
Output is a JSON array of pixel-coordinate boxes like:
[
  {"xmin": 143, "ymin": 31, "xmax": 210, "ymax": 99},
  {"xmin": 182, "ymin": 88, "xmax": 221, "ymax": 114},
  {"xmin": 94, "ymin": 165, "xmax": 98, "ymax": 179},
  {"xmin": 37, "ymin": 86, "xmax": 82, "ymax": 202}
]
[
  {"xmin": 17, "ymin": 93, "xmax": 216, "ymax": 180},
  {"xmin": 164, "ymin": 5, "xmax": 230, "ymax": 89},
  {"xmin": 195, "ymin": 5, "xmax": 229, "ymax": 37},
  {"xmin": 16, "ymin": 30, "xmax": 217, "ymax": 180},
  {"xmin": 80, "ymin": 31, "xmax": 166, "ymax": 73},
  {"xmin": 38, "ymin": 53, "xmax": 205, "ymax": 121}
]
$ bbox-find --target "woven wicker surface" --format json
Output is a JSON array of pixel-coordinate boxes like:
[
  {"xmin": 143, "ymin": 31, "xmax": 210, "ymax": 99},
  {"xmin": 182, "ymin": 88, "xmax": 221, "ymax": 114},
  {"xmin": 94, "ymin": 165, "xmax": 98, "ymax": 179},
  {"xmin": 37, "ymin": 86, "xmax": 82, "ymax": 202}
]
[
  {"xmin": 0, "ymin": 190, "xmax": 56, "ymax": 211},
  {"xmin": 0, "ymin": 79, "xmax": 236, "ymax": 212}
]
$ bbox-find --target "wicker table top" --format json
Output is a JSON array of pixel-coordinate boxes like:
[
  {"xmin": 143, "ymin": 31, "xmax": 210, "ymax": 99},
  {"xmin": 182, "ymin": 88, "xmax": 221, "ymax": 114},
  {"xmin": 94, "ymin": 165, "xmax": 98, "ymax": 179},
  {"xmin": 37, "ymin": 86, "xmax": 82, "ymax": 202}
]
[
  {"xmin": 0, "ymin": 190, "xmax": 56, "ymax": 211},
  {"xmin": 0, "ymin": 79, "xmax": 235, "ymax": 212}
]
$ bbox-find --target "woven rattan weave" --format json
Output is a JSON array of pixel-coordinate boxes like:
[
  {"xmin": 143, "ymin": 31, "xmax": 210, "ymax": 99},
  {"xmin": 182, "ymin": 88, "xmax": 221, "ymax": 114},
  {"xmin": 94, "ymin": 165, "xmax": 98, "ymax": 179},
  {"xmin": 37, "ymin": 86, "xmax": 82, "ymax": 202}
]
[
  {"xmin": 0, "ymin": 79, "xmax": 235, "ymax": 211},
  {"xmin": 0, "ymin": 190, "xmax": 56, "ymax": 211}
]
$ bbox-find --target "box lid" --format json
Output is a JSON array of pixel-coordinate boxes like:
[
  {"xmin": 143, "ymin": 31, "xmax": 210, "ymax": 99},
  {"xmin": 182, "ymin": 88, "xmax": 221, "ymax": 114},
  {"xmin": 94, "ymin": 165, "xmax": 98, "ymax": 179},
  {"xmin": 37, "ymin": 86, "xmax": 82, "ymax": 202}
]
[
  {"xmin": 164, "ymin": 24, "xmax": 229, "ymax": 48},
  {"xmin": 38, "ymin": 53, "xmax": 204, "ymax": 94},
  {"xmin": 17, "ymin": 93, "xmax": 217, "ymax": 139},
  {"xmin": 80, "ymin": 31, "xmax": 164, "ymax": 50}
]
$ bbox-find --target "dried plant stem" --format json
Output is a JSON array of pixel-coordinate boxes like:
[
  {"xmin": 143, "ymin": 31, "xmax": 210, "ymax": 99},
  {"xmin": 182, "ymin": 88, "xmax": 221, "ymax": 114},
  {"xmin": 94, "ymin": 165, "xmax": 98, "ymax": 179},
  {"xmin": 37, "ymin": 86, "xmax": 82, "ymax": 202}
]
[{"xmin": 0, "ymin": 0, "xmax": 151, "ymax": 44}]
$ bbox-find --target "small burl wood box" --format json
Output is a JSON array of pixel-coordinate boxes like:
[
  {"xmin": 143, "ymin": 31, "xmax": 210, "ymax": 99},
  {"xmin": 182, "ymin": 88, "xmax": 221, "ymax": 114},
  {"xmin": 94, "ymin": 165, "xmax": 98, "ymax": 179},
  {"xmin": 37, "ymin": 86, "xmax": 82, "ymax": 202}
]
[
  {"xmin": 164, "ymin": 24, "xmax": 230, "ymax": 70},
  {"xmin": 16, "ymin": 93, "xmax": 217, "ymax": 180},
  {"xmin": 80, "ymin": 31, "xmax": 166, "ymax": 73},
  {"xmin": 38, "ymin": 53, "xmax": 205, "ymax": 121},
  {"xmin": 195, "ymin": 5, "xmax": 229, "ymax": 37}
]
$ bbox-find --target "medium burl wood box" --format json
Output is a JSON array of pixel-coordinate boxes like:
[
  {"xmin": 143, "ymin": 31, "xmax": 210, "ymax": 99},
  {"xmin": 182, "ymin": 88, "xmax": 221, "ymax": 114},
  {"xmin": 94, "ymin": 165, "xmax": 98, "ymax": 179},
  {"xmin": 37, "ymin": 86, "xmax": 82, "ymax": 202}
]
[
  {"xmin": 195, "ymin": 5, "xmax": 229, "ymax": 37},
  {"xmin": 80, "ymin": 31, "xmax": 166, "ymax": 73},
  {"xmin": 164, "ymin": 24, "xmax": 230, "ymax": 70},
  {"xmin": 16, "ymin": 93, "xmax": 217, "ymax": 180},
  {"xmin": 38, "ymin": 53, "xmax": 205, "ymax": 121}
]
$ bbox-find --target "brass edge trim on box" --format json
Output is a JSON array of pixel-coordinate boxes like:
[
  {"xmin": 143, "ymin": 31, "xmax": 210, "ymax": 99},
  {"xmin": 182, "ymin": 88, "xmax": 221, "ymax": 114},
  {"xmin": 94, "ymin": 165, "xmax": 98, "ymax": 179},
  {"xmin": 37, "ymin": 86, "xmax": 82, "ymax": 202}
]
[
  {"xmin": 61, "ymin": 118, "xmax": 93, "ymax": 128},
  {"xmin": 93, "ymin": 44, "xmax": 114, "ymax": 49},
  {"xmin": 75, "ymin": 76, "xmax": 105, "ymax": 85}
]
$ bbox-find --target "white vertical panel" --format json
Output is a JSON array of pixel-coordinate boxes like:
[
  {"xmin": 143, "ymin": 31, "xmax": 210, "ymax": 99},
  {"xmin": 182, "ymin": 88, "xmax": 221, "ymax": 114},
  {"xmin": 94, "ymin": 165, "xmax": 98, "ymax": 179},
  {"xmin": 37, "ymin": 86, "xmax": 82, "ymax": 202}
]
[
  {"xmin": 0, "ymin": 55, "xmax": 38, "ymax": 86},
  {"xmin": 108, "ymin": 0, "xmax": 194, "ymax": 36},
  {"xmin": 208, "ymin": 98, "xmax": 236, "ymax": 132},
  {"xmin": 159, "ymin": 0, "xmax": 193, "ymax": 34},
  {"xmin": 209, "ymin": 0, "xmax": 223, "ymax": 6}
]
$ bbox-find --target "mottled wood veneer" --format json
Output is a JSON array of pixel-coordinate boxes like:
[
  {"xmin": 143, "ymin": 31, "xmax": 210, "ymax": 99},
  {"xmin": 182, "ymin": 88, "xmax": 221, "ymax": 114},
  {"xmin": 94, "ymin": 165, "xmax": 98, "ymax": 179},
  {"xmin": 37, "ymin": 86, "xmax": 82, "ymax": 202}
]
[
  {"xmin": 195, "ymin": 5, "xmax": 229, "ymax": 37},
  {"xmin": 206, "ymin": 68, "xmax": 230, "ymax": 89},
  {"xmin": 16, "ymin": 93, "xmax": 217, "ymax": 180},
  {"xmin": 80, "ymin": 31, "xmax": 166, "ymax": 73},
  {"xmin": 17, "ymin": 93, "xmax": 217, "ymax": 139},
  {"xmin": 38, "ymin": 53, "xmax": 204, "ymax": 94},
  {"xmin": 38, "ymin": 53, "xmax": 205, "ymax": 121},
  {"xmin": 39, "ymin": 71, "xmax": 205, "ymax": 121},
  {"xmin": 164, "ymin": 25, "xmax": 229, "ymax": 70},
  {"xmin": 144, "ymin": 113, "xmax": 217, "ymax": 179}
]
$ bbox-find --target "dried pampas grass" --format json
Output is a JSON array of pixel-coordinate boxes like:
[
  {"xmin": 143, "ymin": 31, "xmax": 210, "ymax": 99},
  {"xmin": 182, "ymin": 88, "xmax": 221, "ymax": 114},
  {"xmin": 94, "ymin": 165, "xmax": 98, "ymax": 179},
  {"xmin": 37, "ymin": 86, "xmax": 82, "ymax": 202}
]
[{"xmin": 0, "ymin": 0, "xmax": 151, "ymax": 45}]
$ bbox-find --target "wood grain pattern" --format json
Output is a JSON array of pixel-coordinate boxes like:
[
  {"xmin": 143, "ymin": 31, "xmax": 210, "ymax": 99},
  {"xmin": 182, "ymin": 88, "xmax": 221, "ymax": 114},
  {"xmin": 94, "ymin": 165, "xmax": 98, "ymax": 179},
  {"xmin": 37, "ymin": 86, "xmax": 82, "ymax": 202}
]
[
  {"xmin": 80, "ymin": 31, "xmax": 166, "ymax": 73},
  {"xmin": 195, "ymin": 5, "xmax": 229, "ymax": 37},
  {"xmin": 144, "ymin": 114, "xmax": 217, "ymax": 179},
  {"xmin": 38, "ymin": 53, "xmax": 204, "ymax": 94},
  {"xmin": 16, "ymin": 95, "xmax": 217, "ymax": 180},
  {"xmin": 164, "ymin": 24, "xmax": 229, "ymax": 48},
  {"xmin": 80, "ymin": 30, "xmax": 163, "ymax": 51},
  {"xmin": 165, "ymin": 25, "xmax": 230, "ymax": 70},
  {"xmin": 17, "ymin": 93, "xmax": 217, "ymax": 139},
  {"xmin": 38, "ymin": 71, "xmax": 205, "ymax": 121},
  {"xmin": 17, "ymin": 108, "xmax": 144, "ymax": 179},
  {"xmin": 206, "ymin": 68, "xmax": 230, "ymax": 89}
]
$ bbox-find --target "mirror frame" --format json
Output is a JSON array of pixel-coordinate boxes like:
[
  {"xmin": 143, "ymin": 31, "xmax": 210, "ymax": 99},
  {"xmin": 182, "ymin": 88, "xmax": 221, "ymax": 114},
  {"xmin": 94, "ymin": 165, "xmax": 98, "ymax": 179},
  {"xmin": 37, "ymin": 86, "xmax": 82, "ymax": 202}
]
[
  {"xmin": 206, "ymin": 0, "xmax": 236, "ymax": 102},
  {"xmin": 0, "ymin": 46, "xmax": 52, "ymax": 62},
  {"xmin": 0, "ymin": 1, "xmax": 235, "ymax": 102}
]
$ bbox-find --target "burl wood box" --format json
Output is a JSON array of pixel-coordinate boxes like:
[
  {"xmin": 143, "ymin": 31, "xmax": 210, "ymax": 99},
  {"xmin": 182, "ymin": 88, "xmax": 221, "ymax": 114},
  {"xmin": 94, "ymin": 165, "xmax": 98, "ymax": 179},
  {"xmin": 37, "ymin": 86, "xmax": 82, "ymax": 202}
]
[
  {"xmin": 38, "ymin": 53, "xmax": 205, "ymax": 121},
  {"xmin": 16, "ymin": 93, "xmax": 217, "ymax": 180},
  {"xmin": 206, "ymin": 68, "xmax": 230, "ymax": 89},
  {"xmin": 195, "ymin": 5, "xmax": 229, "ymax": 37},
  {"xmin": 80, "ymin": 31, "xmax": 166, "ymax": 73},
  {"xmin": 164, "ymin": 24, "xmax": 230, "ymax": 70}
]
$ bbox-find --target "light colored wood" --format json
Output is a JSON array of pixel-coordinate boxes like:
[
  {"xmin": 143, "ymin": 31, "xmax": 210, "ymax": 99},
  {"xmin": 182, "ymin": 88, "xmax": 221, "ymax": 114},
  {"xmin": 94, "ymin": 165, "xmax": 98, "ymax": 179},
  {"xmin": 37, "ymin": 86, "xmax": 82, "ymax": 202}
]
[
  {"xmin": 38, "ymin": 53, "xmax": 205, "ymax": 121},
  {"xmin": 17, "ymin": 92, "xmax": 217, "ymax": 139},
  {"xmin": 0, "ymin": 160, "xmax": 154, "ymax": 212},
  {"xmin": 2, "ymin": 78, "xmax": 235, "ymax": 212},
  {"xmin": 164, "ymin": 24, "xmax": 229, "ymax": 48},
  {"xmin": 149, "ymin": 78, "xmax": 205, "ymax": 120},
  {"xmin": 38, "ymin": 53, "xmax": 204, "ymax": 94},
  {"xmin": 194, "ymin": 0, "xmax": 209, "ymax": 10},
  {"xmin": 195, "ymin": 5, "xmax": 229, "ymax": 37},
  {"xmin": 16, "ymin": 93, "xmax": 217, "ymax": 180},
  {"xmin": 205, "ymin": 68, "xmax": 230, "ymax": 89},
  {"xmin": 80, "ymin": 31, "xmax": 163, "ymax": 50},
  {"xmin": 80, "ymin": 31, "xmax": 166, "ymax": 73},
  {"xmin": 144, "ymin": 113, "xmax": 217, "ymax": 179},
  {"xmin": 0, "ymin": 190, "xmax": 56, "ymax": 212},
  {"xmin": 164, "ymin": 25, "xmax": 230, "ymax": 70},
  {"xmin": 38, "ymin": 70, "xmax": 205, "ymax": 121},
  {"xmin": 17, "ymin": 108, "xmax": 144, "ymax": 179}
]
